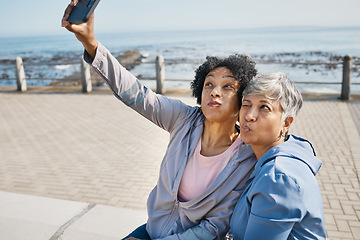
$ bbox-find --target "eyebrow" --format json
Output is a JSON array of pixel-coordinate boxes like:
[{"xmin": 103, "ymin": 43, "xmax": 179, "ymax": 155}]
[
  {"xmin": 260, "ymin": 100, "xmax": 271, "ymax": 103},
  {"xmin": 243, "ymin": 98, "xmax": 273, "ymax": 105},
  {"xmin": 224, "ymin": 75, "xmax": 236, "ymax": 79},
  {"xmin": 205, "ymin": 74, "xmax": 236, "ymax": 79}
]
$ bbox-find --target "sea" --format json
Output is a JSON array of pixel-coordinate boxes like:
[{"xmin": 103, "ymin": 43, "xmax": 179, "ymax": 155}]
[{"xmin": 1, "ymin": 26, "xmax": 359, "ymax": 93}]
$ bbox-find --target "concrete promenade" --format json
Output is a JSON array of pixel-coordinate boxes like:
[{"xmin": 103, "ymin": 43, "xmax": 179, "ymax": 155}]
[{"xmin": 0, "ymin": 88, "xmax": 359, "ymax": 239}]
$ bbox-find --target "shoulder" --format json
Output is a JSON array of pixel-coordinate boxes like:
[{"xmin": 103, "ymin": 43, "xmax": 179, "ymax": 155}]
[
  {"xmin": 247, "ymin": 157, "xmax": 307, "ymax": 220},
  {"xmin": 253, "ymin": 158, "xmax": 302, "ymax": 195},
  {"xmin": 233, "ymin": 142, "xmax": 256, "ymax": 164},
  {"xmin": 254, "ymin": 156, "xmax": 313, "ymax": 191},
  {"xmin": 170, "ymin": 105, "xmax": 203, "ymax": 129},
  {"xmin": 247, "ymin": 156, "xmax": 311, "ymax": 210}
]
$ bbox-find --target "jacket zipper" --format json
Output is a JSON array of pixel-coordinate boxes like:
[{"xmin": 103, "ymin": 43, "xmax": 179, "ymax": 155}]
[
  {"xmin": 160, "ymin": 199, "xmax": 180, "ymax": 236},
  {"xmin": 160, "ymin": 117, "xmax": 201, "ymax": 237}
]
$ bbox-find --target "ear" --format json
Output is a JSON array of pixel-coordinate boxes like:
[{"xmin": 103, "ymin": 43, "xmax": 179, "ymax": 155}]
[{"xmin": 282, "ymin": 116, "xmax": 294, "ymax": 134}]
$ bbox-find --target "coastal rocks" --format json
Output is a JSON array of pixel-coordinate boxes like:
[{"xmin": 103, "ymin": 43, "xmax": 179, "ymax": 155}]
[
  {"xmin": 116, "ymin": 50, "xmax": 143, "ymax": 69},
  {"xmin": 253, "ymin": 52, "xmax": 360, "ymax": 77},
  {"xmin": 49, "ymin": 50, "xmax": 143, "ymax": 87}
]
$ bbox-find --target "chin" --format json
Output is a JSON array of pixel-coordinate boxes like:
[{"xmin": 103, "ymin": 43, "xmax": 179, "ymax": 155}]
[
  {"xmin": 239, "ymin": 134, "xmax": 252, "ymax": 145},
  {"xmin": 204, "ymin": 113, "xmax": 226, "ymax": 122}
]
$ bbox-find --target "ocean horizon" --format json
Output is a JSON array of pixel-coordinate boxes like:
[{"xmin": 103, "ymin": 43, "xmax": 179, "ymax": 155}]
[{"xmin": 0, "ymin": 26, "xmax": 359, "ymax": 93}]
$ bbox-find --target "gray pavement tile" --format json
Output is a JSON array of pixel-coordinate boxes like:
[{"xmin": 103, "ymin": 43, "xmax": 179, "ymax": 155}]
[
  {"xmin": 348, "ymin": 100, "xmax": 360, "ymax": 135},
  {"xmin": 0, "ymin": 92, "xmax": 360, "ymax": 239}
]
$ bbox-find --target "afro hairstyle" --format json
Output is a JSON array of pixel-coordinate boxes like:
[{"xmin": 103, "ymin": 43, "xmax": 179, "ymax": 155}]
[{"xmin": 190, "ymin": 54, "xmax": 257, "ymax": 105}]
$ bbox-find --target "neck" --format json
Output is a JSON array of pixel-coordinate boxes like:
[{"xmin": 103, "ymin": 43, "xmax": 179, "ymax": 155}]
[
  {"xmin": 251, "ymin": 138, "xmax": 285, "ymax": 160},
  {"xmin": 201, "ymin": 119, "xmax": 239, "ymax": 156}
]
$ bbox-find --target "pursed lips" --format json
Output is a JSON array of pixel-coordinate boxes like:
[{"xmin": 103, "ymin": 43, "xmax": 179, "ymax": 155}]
[
  {"xmin": 241, "ymin": 124, "xmax": 251, "ymax": 133},
  {"xmin": 208, "ymin": 101, "xmax": 221, "ymax": 107}
]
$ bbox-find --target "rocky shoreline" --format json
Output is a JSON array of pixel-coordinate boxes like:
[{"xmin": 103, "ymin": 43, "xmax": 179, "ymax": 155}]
[
  {"xmin": 48, "ymin": 50, "xmax": 144, "ymax": 87},
  {"xmin": 0, "ymin": 50, "xmax": 359, "ymax": 88},
  {"xmin": 253, "ymin": 52, "xmax": 360, "ymax": 78}
]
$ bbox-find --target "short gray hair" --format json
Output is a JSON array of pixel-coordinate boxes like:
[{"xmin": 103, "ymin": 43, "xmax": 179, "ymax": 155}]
[{"xmin": 243, "ymin": 72, "xmax": 303, "ymax": 121}]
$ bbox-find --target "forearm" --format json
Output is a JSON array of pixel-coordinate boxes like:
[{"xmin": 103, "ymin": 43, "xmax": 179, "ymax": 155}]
[
  {"xmin": 85, "ymin": 42, "xmax": 191, "ymax": 132},
  {"xmin": 84, "ymin": 42, "xmax": 139, "ymax": 96},
  {"xmin": 81, "ymin": 36, "xmax": 98, "ymax": 60},
  {"xmin": 154, "ymin": 224, "xmax": 215, "ymax": 240},
  {"xmin": 243, "ymin": 214, "xmax": 294, "ymax": 239},
  {"xmin": 154, "ymin": 195, "xmax": 240, "ymax": 240}
]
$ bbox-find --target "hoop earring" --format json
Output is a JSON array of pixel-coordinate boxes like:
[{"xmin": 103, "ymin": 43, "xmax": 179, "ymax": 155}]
[{"xmin": 279, "ymin": 130, "xmax": 286, "ymax": 138}]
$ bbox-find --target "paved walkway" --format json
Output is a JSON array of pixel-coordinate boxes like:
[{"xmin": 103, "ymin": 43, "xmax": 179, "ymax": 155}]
[{"xmin": 0, "ymin": 89, "xmax": 359, "ymax": 239}]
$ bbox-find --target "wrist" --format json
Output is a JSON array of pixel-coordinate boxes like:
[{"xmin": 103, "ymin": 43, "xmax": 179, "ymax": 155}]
[{"xmin": 82, "ymin": 37, "xmax": 98, "ymax": 60}]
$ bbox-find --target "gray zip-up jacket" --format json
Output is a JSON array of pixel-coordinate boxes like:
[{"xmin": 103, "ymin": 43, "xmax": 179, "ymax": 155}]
[{"xmin": 85, "ymin": 42, "xmax": 257, "ymax": 240}]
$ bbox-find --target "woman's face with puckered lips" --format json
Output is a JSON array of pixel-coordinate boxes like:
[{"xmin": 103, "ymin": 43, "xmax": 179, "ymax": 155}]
[{"xmin": 201, "ymin": 67, "xmax": 240, "ymax": 123}]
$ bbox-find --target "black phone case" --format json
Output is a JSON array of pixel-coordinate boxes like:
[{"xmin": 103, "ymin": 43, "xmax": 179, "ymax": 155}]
[{"xmin": 67, "ymin": 0, "xmax": 100, "ymax": 24}]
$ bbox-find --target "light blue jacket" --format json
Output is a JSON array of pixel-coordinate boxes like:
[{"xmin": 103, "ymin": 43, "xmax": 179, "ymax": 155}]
[
  {"xmin": 230, "ymin": 135, "xmax": 326, "ymax": 240},
  {"xmin": 85, "ymin": 42, "xmax": 257, "ymax": 240}
]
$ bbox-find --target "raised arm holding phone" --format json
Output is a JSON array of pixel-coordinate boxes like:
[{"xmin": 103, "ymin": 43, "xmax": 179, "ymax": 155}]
[
  {"xmin": 62, "ymin": 1, "xmax": 258, "ymax": 239},
  {"xmin": 62, "ymin": 0, "xmax": 98, "ymax": 59}
]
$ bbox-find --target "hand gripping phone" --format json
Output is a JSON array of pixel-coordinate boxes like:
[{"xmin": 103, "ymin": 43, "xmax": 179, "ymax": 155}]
[{"xmin": 67, "ymin": 0, "xmax": 101, "ymax": 24}]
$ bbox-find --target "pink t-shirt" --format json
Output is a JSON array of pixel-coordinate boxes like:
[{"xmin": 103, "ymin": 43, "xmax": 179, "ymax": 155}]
[{"xmin": 178, "ymin": 136, "xmax": 242, "ymax": 202}]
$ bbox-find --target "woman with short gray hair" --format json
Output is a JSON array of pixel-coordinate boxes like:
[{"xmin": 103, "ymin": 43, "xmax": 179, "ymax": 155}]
[
  {"xmin": 230, "ymin": 72, "xmax": 326, "ymax": 239},
  {"xmin": 243, "ymin": 72, "xmax": 303, "ymax": 122}
]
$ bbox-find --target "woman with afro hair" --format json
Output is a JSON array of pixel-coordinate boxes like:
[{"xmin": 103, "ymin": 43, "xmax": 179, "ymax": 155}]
[{"xmin": 63, "ymin": 2, "xmax": 257, "ymax": 239}]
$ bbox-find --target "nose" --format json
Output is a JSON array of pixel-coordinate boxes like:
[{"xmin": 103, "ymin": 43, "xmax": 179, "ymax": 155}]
[
  {"xmin": 210, "ymin": 86, "xmax": 221, "ymax": 98},
  {"xmin": 244, "ymin": 107, "xmax": 257, "ymax": 122}
]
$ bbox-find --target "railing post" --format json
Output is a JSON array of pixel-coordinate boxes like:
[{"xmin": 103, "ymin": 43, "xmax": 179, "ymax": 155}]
[
  {"xmin": 340, "ymin": 54, "xmax": 352, "ymax": 100},
  {"xmin": 156, "ymin": 55, "xmax": 165, "ymax": 94},
  {"xmin": 81, "ymin": 59, "xmax": 92, "ymax": 93},
  {"xmin": 15, "ymin": 56, "xmax": 27, "ymax": 91}
]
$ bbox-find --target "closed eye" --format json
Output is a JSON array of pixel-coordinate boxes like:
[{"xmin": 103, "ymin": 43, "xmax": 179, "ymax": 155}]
[{"xmin": 242, "ymin": 103, "xmax": 251, "ymax": 108}]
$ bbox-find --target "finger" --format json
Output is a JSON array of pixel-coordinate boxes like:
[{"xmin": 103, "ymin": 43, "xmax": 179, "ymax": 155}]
[
  {"xmin": 64, "ymin": 23, "xmax": 74, "ymax": 32},
  {"xmin": 62, "ymin": 0, "xmax": 78, "ymax": 22},
  {"xmin": 61, "ymin": 20, "xmax": 68, "ymax": 28},
  {"xmin": 64, "ymin": 22, "xmax": 82, "ymax": 33}
]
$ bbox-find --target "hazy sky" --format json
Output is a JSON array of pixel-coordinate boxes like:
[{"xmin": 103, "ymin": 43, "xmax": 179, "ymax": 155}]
[{"xmin": 1, "ymin": 0, "xmax": 359, "ymax": 37}]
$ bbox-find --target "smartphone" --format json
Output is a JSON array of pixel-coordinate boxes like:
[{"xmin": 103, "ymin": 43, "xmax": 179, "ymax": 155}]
[{"xmin": 67, "ymin": 0, "xmax": 101, "ymax": 24}]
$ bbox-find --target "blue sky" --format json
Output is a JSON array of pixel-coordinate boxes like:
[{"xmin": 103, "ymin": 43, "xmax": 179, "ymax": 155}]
[{"xmin": 0, "ymin": 0, "xmax": 359, "ymax": 37}]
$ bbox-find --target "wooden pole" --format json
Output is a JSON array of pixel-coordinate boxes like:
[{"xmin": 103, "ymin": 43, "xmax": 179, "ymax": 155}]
[
  {"xmin": 156, "ymin": 55, "xmax": 165, "ymax": 94},
  {"xmin": 81, "ymin": 59, "xmax": 92, "ymax": 93},
  {"xmin": 15, "ymin": 57, "xmax": 27, "ymax": 91},
  {"xmin": 340, "ymin": 55, "xmax": 352, "ymax": 100}
]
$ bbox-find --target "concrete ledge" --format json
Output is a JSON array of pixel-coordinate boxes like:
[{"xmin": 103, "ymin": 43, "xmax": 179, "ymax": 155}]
[
  {"xmin": 60, "ymin": 205, "xmax": 147, "ymax": 240},
  {"xmin": 0, "ymin": 191, "xmax": 147, "ymax": 240}
]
